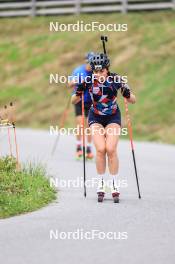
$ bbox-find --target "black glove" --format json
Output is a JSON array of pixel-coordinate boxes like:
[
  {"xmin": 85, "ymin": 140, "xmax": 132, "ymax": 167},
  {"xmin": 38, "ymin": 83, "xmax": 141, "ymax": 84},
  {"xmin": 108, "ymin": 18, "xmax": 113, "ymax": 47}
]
[
  {"xmin": 75, "ymin": 83, "xmax": 85, "ymax": 97},
  {"xmin": 121, "ymin": 84, "xmax": 131, "ymax": 99}
]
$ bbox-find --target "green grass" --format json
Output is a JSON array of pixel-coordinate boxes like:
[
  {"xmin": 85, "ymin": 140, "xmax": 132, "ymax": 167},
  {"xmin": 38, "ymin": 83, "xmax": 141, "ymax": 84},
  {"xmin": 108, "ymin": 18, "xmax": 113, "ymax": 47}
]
[
  {"xmin": 0, "ymin": 11, "xmax": 175, "ymax": 143},
  {"xmin": 0, "ymin": 156, "xmax": 56, "ymax": 218}
]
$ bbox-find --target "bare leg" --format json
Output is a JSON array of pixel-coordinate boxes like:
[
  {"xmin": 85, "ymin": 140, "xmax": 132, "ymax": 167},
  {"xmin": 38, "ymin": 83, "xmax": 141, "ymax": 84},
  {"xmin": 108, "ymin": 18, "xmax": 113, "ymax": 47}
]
[
  {"xmin": 75, "ymin": 115, "xmax": 82, "ymax": 142},
  {"xmin": 105, "ymin": 123, "xmax": 120, "ymax": 174},
  {"xmin": 90, "ymin": 123, "xmax": 106, "ymax": 174}
]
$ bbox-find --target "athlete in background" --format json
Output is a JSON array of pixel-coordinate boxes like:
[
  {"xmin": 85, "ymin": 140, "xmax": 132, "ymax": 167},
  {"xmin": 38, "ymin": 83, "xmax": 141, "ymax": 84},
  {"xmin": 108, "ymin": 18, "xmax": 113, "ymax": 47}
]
[{"xmin": 69, "ymin": 53, "xmax": 94, "ymax": 160}]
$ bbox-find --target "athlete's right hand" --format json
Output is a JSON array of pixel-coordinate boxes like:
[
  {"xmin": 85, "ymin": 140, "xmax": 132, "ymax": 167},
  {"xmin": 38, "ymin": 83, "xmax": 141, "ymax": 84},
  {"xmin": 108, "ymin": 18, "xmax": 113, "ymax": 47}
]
[{"xmin": 75, "ymin": 83, "xmax": 85, "ymax": 96}]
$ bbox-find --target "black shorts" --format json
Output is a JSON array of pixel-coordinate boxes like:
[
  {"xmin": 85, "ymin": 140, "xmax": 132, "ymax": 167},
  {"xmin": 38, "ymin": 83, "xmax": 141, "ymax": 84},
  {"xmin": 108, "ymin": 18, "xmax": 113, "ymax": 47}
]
[
  {"xmin": 74, "ymin": 101, "xmax": 92, "ymax": 117},
  {"xmin": 88, "ymin": 109, "xmax": 121, "ymax": 128}
]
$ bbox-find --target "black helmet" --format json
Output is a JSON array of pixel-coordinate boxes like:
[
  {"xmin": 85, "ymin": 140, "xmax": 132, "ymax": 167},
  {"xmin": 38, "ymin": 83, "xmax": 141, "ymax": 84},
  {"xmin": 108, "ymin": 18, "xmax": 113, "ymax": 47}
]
[{"xmin": 89, "ymin": 53, "xmax": 110, "ymax": 71}]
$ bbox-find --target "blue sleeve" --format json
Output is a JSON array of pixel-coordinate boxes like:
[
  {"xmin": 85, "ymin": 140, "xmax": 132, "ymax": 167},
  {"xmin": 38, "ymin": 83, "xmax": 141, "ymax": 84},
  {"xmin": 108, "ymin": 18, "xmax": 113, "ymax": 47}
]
[
  {"xmin": 70, "ymin": 65, "xmax": 86, "ymax": 84},
  {"xmin": 70, "ymin": 69, "xmax": 79, "ymax": 83}
]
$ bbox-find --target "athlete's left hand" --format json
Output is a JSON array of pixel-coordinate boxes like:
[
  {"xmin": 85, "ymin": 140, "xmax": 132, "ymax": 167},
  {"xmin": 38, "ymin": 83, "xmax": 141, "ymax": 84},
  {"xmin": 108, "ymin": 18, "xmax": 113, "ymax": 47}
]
[
  {"xmin": 76, "ymin": 83, "xmax": 85, "ymax": 96},
  {"xmin": 121, "ymin": 84, "xmax": 131, "ymax": 99}
]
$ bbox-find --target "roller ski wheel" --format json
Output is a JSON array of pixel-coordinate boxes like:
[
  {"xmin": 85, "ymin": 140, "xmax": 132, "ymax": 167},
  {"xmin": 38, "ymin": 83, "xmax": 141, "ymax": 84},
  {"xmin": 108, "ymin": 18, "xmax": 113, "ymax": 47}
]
[
  {"xmin": 76, "ymin": 146, "xmax": 83, "ymax": 161},
  {"xmin": 86, "ymin": 147, "xmax": 94, "ymax": 161},
  {"xmin": 112, "ymin": 193, "xmax": 120, "ymax": 203},
  {"xmin": 76, "ymin": 155, "xmax": 82, "ymax": 161},
  {"xmin": 97, "ymin": 192, "xmax": 105, "ymax": 203},
  {"xmin": 112, "ymin": 190, "xmax": 120, "ymax": 203},
  {"xmin": 86, "ymin": 152, "xmax": 94, "ymax": 160},
  {"xmin": 97, "ymin": 182, "xmax": 105, "ymax": 203}
]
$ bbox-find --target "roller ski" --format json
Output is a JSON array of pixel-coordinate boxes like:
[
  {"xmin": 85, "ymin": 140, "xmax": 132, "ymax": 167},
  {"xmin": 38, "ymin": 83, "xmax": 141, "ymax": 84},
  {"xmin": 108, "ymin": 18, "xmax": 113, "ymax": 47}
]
[
  {"xmin": 111, "ymin": 181, "xmax": 120, "ymax": 203},
  {"xmin": 76, "ymin": 145, "xmax": 83, "ymax": 161},
  {"xmin": 97, "ymin": 180, "xmax": 105, "ymax": 202},
  {"xmin": 86, "ymin": 146, "xmax": 94, "ymax": 160}
]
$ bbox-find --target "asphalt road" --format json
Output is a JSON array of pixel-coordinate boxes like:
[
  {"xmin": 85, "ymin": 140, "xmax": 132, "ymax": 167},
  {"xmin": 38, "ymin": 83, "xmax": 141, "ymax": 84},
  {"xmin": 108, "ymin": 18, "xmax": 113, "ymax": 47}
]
[{"xmin": 0, "ymin": 129, "xmax": 175, "ymax": 264}]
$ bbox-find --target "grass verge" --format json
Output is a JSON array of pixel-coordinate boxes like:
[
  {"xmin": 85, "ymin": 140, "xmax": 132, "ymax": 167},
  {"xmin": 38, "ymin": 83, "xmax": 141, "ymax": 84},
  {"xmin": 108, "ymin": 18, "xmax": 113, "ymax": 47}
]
[{"xmin": 0, "ymin": 156, "xmax": 56, "ymax": 218}]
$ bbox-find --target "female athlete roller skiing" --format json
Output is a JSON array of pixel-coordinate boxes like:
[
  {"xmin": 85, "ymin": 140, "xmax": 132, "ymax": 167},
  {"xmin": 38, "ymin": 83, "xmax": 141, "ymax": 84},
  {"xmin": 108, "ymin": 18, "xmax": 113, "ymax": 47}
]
[{"xmin": 71, "ymin": 53, "xmax": 136, "ymax": 203}]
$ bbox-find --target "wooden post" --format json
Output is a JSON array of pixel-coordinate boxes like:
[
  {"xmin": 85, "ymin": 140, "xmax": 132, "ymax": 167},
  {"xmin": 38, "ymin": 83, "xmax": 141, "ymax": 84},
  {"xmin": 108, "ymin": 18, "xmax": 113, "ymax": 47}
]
[
  {"xmin": 75, "ymin": 0, "xmax": 81, "ymax": 15},
  {"xmin": 122, "ymin": 0, "xmax": 128, "ymax": 14},
  {"xmin": 31, "ymin": 0, "xmax": 36, "ymax": 17}
]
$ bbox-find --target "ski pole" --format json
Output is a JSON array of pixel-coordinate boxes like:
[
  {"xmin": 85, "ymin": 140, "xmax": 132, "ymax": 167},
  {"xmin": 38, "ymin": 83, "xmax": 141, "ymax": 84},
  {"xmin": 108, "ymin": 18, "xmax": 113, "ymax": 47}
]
[
  {"xmin": 51, "ymin": 97, "xmax": 71, "ymax": 156},
  {"xmin": 101, "ymin": 35, "xmax": 141, "ymax": 199},
  {"xmin": 9, "ymin": 103, "xmax": 20, "ymax": 170},
  {"xmin": 13, "ymin": 122, "xmax": 20, "ymax": 170},
  {"xmin": 81, "ymin": 91, "xmax": 86, "ymax": 198},
  {"xmin": 4, "ymin": 105, "xmax": 13, "ymax": 157},
  {"xmin": 124, "ymin": 98, "xmax": 141, "ymax": 199},
  {"xmin": 7, "ymin": 127, "xmax": 13, "ymax": 157}
]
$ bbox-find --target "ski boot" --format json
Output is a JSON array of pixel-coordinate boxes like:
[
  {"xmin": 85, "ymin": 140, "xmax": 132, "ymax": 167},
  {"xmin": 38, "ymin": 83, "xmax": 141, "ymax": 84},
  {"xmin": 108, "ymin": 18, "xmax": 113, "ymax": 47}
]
[
  {"xmin": 76, "ymin": 145, "xmax": 83, "ymax": 160},
  {"xmin": 111, "ymin": 185, "xmax": 120, "ymax": 203},
  {"xmin": 97, "ymin": 180, "xmax": 105, "ymax": 203},
  {"xmin": 86, "ymin": 146, "xmax": 94, "ymax": 160}
]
